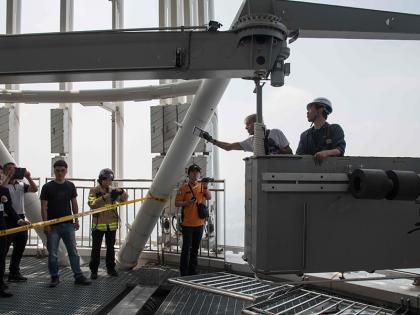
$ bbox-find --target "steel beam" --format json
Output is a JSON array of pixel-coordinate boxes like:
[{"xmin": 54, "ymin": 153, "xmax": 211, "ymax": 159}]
[
  {"xmin": 239, "ymin": 0, "xmax": 420, "ymax": 40},
  {"xmin": 0, "ymin": 30, "xmax": 280, "ymax": 84}
]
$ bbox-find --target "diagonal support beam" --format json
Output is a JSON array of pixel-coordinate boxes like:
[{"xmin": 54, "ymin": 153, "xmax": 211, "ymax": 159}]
[{"xmin": 117, "ymin": 78, "xmax": 229, "ymax": 268}]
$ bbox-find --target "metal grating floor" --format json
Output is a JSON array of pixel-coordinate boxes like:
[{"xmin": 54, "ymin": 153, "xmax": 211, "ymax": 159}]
[
  {"xmin": 169, "ymin": 272, "xmax": 291, "ymax": 302},
  {"xmin": 242, "ymin": 288, "xmax": 394, "ymax": 315},
  {"xmin": 169, "ymin": 273, "xmax": 396, "ymax": 315},
  {"xmin": 1, "ymin": 256, "xmax": 143, "ymax": 315},
  {"xmin": 155, "ymin": 285, "xmax": 251, "ymax": 315}
]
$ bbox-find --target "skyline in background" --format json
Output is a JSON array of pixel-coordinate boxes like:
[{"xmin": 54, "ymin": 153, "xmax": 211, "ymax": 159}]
[{"xmin": 1, "ymin": 0, "xmax": 420, "ymax": 245}]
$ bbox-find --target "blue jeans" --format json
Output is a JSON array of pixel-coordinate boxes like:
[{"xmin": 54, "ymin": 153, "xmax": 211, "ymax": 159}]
[{"xmin": 47, "ymin": 222, "xmax": 82, "ymax": 279}]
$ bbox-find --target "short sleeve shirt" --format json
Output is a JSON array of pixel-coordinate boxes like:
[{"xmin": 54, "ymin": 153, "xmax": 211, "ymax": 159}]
[
  {"xmin": 296, "ymin": 123, "xmax": 346, "ymax": 156},
  {"xmin": 175, "ymin": 182, "xmax": 206, "ymax": 227},
  {"xmin": 6, "ymin": 182, "xmax": 29, "ymax": 215},
  {"xmin": 239, "ymin": 129, "xmax": 289, "ymax": 153},
  {"xmin": 40, "ymin": 180, "xmax": 77, "ymax": 220}
]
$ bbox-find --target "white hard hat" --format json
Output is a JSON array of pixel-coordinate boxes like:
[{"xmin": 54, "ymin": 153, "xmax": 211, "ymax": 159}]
[{"xmin": 307, "ymin": 97, "xmax": 333, "ymax": 115}]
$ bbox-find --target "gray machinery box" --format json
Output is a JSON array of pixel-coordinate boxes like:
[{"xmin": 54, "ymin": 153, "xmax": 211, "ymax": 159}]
[
  {"xmin": 245, "ymin": 156, "xmax": 420, "ymax": 274},
  {"xmin": 150, "ymin": 103, "xmax": 212, "ymax": 154}
]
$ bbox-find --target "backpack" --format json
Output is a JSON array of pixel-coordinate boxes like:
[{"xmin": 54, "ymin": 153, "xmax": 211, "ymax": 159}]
[{"xmin": 264, "ymin": 129, "xmax": 282, "ymax": 155}]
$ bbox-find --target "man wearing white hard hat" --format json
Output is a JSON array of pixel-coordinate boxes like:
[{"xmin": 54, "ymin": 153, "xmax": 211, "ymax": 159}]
[{"xmin": 296, "ymin": 97, "xmax": 346, "ymax": 162}]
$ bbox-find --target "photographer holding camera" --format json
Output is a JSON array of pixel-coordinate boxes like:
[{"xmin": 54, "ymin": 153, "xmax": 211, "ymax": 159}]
[
  {"xmin": 2, "ymin": 162, "xmax": 35, "ymax": 283},
  {"xmin": 175, "ymin": 164, "xmax": 211, "ymax": 276},
  {"xmin": 87, "ymin": 168, "xmax": 128, "ymax": 279}
]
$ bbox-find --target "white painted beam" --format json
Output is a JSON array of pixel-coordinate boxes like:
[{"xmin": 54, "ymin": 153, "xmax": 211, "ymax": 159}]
[
  {"xmin": 5, "ymin": 0, "xmax": 21, "ymax": 163},
  {"xmin": 0, "ymin": 80, "xmax": 202, "ymax": 104},
  {"xmin": 117, "ymin": 78, "xmax": 229, "ymax": 268}
]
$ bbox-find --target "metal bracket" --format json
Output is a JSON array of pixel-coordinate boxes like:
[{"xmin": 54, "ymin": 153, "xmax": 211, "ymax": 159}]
[
  {"xmin": 262, "ymin": 172, "xmax": 349, "ymax": 182},
  {"xmin": 261, "ymin": 172, "xmax": 349, "ymax": 192},
  {"xmin": 262, "ymin": 183, "xmax": 348, "ymax": 192}
]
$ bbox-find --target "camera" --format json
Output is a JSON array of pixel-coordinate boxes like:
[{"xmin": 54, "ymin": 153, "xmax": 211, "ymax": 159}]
[
  {"xmin": 13, "ymin": 167, "xmax": 26, "ymax": 180},
  {"xmin": 110, "ymin": 189, "xmax": 123, "ymax": 201},
  {"xmin": 201, "ymin": 177, "xmax": 215, "ymax": 183},
  {"xmin": 193, "ymin": 126, "xmax": 213, "ymax": 142}
]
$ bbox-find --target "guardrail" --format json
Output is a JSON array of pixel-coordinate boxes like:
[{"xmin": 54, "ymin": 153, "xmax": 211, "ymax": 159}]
[{"xmin": 25, "ymin": 177, "xmax": 226, "ymax": 261}]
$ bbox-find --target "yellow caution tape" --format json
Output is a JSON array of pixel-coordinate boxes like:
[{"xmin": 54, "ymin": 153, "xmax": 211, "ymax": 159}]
[{"xmin": 0, "ymin": 194, "xmax": 168, "ymax": 237}]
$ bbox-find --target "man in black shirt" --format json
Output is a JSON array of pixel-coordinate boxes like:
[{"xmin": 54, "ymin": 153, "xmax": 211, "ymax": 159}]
[
  {"xmin": 296, "ymin": 97, "xmax": 346, "ymax": 162},
  {"xmin": 0, "ymin": 167, "xmax": 27, "ymax": 297},
  {"xmin": 40, "ymin": 160, "xmax": 90, "ymax": 287}
]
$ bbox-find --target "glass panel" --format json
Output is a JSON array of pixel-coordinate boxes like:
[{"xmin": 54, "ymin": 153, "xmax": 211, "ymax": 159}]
[
  {"xmin": 21, "ymin": 0, "xmax": 60, "ymax": 33},
  {"xmin": 74, "ymin": 0, "xmax": 112, "ymax": 31},
  {"xmin": 72, "ymin": 81, "xmax": 112, "ymax": 178},
  {"xmin": 19, "ymin": 83, "xmax": 59, "ymax": 177},
  {"xmin": 124, "ymin": 0, "xmax": 158, "ymax": 29}
]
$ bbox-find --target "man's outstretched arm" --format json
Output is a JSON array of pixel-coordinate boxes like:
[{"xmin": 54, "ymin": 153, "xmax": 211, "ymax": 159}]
[{"xmin": 210, "ymin": 139, "xmax": 243, "ymax": 151}]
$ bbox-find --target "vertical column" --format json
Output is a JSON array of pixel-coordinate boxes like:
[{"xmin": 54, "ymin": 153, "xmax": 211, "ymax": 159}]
[
  {"xmin": 171, "ymin": 0, "xmax": 186, "ymax": 105},
  {"xmin": 159, "ymin": 0, "xmax": 172, "ymax": 105},
  {"xmin": 183, "ymin": 0, "xmax": 191, "ymax": 27},
  {"xmin": 5, "ymin": 0, "xmax": 21, "ymax": 163},
  {"xmin": 111, "ymin": 0, "xmax": 124, "ymax": 180},
  {"xmin": 190, "ymin": 0, "xmax": 198, "ymax": 26},
  {"xmin": 208, "ymin": 0, "xmax": 214, "ymax": 22},
  {"xmin": 112, "ymin": 0, "xmax": 126, "ymax": 240},
  {"xmin": 59, "ymin": 0, "xmax": 74, "ymax": 176},
  {"xmin": 184, "ymin": 0, "xmax": 194, "ymax": 104},
  {"xmin": 197, "ymin": 0, "xmax": 206, "ymax": 25}
]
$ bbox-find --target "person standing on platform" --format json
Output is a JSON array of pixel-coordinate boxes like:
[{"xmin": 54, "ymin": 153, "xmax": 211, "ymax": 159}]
[
  {"xmin": 0, "ymin": 166, "xmax": 28, "ymax": 297},
  {"xmin": 40, "ymin": 160, "xmax": 91, "ymax": 287},
  {"xmin": 296, "ymin": 97, "xmax": 346, "ymax": 162},
  {"xmin": 87, "ymin": 168, "xmax": 128, "ymax": 280},
  {"xmin": 175, "ymin": 164, "xmax": 211, "ymax": 276},
  {"xmin": 3, "ymin": 162, "xmax": 37, "ymax": 282}
]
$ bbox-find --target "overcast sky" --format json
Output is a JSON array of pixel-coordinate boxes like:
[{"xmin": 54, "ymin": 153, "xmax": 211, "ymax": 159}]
[{"xmin": 1, "ymin": 0, "xmax": 420, "ymax": 245}]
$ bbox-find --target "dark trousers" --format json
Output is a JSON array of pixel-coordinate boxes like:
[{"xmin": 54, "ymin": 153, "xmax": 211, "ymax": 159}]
[
  {"xmin": 6, "ymin": 215, "xmax": 28, "ymax": 275},
  {"xmin": 89, "ymin": 229, "xmax": 116, "ymax": 273},
  {"xmin": 180, "ymin": 225, "xmax": 203, "ymax": 276},
  {"xmin": 0, "ymin": 235, "xmax": 6, "ymax": 285}
]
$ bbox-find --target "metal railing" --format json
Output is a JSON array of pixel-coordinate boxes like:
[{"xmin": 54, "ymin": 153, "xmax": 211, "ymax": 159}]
[{"xmin": 26, "ymin": 177, "xmax": 226, "ymax": 261}]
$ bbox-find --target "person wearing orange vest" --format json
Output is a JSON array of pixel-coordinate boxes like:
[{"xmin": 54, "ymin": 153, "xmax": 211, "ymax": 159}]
[
  {"xmin": 175, "ymin": 164, "xmax": 211, "ymax": 276},
  {"xmin": 87, "ymin": 168, "xmax": 128, "ymax": 279}
]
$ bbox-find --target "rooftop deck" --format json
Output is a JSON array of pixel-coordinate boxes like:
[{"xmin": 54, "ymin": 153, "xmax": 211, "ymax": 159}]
[{"xmin": 1, "ymin": 256, "xmax": 146, "ymax": 315}]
